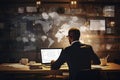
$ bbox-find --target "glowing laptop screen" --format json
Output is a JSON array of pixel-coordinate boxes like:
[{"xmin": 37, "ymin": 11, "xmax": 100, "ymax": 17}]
[{"xmin": 41, "ymin": 48, "xmax": 62, "ymax": 64}]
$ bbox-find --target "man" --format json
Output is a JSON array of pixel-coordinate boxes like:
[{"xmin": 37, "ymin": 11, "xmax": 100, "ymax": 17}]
[{"xmin": 51, "ymin": 28, "xmax": 100, "ymax": 80}]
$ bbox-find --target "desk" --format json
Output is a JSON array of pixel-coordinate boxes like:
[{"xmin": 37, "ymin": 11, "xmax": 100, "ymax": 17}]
[
  {"xmin": 0, "ymin": 63, "xmax": 120, "ymax": 80},
  {"xmin": 0, "ymin": 63, "xmax": 120, "ymax": 74},
  {"xmin": 92, "ymin": 63, "xmax": 120, "ymax": 71},
  {"xmin": 0, "ymin": 62, "xmax": 120, "ymax": 71}
]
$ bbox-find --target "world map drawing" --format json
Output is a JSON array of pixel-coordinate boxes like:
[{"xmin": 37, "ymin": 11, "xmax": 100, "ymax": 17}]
[{"xmin": 10, "ymin": 11, "xmax": 102, "ymax": 51}]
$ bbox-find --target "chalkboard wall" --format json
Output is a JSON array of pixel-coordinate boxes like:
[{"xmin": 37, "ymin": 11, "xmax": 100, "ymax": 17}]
[{"xmin": 0, "ymin": 3, "xmax": 120, "ymax": 63}]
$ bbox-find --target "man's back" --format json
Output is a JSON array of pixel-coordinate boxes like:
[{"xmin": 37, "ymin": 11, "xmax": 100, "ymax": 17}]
[
  {"xmin": 65, "ymin": 42, "xmax": 93, "ymax": 80},
  {"xmin": 51, "ymin": 28, "xmax": 100, "ymax": 80},
  {"xmin": 51, "ymin": 42, "xmax": 100, "ymax": 80},
  {"xmin": 66, "ymin": 42, "xmax": 91, "ymax": 70}
]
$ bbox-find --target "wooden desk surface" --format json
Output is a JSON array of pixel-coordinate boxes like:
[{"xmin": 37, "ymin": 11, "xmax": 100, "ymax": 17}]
[
  {"xmin": 0, "ymin": 62, "xmax": 120, "ymax": 74},
  {"xmin": 92, "ymin": 63, "xmax": 120, "ymax": 71},
  {"xmin": 0, "ymin": 63, "xmax": 120, "ymax": 80}
]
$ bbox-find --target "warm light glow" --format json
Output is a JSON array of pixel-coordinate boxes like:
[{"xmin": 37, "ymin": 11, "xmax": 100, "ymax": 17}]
[
  {"xmin": 71, "ymin": 1, "xmax": 74, "ymax": 5},
  {"xmin": 106, "ymin": 44, "xmax": 112, "ymax": 50},
  {"xmin": 110, "ymin": 21, "xmax": 115, "ymax": 27},
  {"xmin": 71, "ymin": 1, "xmax": 77, "ymax": 5},
  {"xmin": 36, "ymin": 1, "xmax": 41, "ymax": 5},
  {"xmin": 74, "ymin": 1, "xmax": 77, "ymax": 4},
  {"xmin": 70, "ymin": 0, "xmax": 78, "ymax": 8}
]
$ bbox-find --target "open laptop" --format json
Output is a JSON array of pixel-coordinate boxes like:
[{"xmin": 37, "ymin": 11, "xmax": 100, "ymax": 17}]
[{"xmin": 40, "ymin": 48, "xmax": 62, "ymax": 67}]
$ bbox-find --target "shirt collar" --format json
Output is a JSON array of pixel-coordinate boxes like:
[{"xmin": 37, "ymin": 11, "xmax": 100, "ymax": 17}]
[{"xmin": 71, "ymin": 40, "xmax": 80, "ymax": 46}]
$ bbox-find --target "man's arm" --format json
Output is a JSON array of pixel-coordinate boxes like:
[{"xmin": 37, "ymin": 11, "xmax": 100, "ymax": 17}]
[
  {"xmin": 51, "ymin": 49, "xmax": 66, "ymax": 70},
  {"xmin": 91, "ymin": 53, "xmax": 101, "ymax": 65},
  {"xmin": 89, "ymin": 46, "xmax": 101, "ymax": 65}
]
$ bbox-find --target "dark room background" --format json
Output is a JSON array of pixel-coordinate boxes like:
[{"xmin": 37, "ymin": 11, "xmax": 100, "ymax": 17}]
[{"xmin": 0, "ymin": 0, "xmax": 120, "ymax": 64}]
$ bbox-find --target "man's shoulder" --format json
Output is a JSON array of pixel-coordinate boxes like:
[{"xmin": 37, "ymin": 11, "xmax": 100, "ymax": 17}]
[
  {"xmin": 64, "ymin": 43, "xmax": 92, "ymax": 49},
  {"xmin": 80, "ymin": 44, "xmax": 92, "ymax": 48},
  {"xmin": 64, "ymin": 46, "xmax": 71, "ymax": 50}
]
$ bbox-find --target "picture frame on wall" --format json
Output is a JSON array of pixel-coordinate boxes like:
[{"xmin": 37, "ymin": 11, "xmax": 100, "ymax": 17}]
[
  {"xmin": 106, "ymin": 18, "xmax": 115, "ymax": 34},
  {"xmin": 26, "ymin": 6, "xmax": 37, "ymax": 13},
  {"xmin": 89, "ymin": 19, "xmax": 106, "ymax": 31},
  {"xmin": 106, "ymin": 27, "xmax": 112, "ymax": 34},
  {"xmin": 103, "ymin": 5, "xmax": 115, "ymax": 17},
  {"xmin": 18, "ymin": 7, "xmax": 25, "ymax": 13}
]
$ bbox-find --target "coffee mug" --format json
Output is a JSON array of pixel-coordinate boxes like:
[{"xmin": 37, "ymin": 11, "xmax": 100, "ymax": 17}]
[
  {"xmin": 100, "ymin": 58, "xmax": 107, "ymax": 66},
  {"xmin": 20, "ymin": 58, "xmax": 29, "ymax": 65},
  {"xmin": 29, "ymin": 61, "xmax": 36, "ymax": 65}
]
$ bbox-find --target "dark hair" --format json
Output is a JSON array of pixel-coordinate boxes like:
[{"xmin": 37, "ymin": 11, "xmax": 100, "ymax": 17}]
[{"xmin": 68, "ymin": 28, "xmax": 80, "ymax": 40}]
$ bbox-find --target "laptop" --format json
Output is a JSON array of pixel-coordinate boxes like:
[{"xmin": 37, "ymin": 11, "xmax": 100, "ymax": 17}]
[{"xmin": 40, "ymin": 48, "xmax": 62, "ymax": 66}]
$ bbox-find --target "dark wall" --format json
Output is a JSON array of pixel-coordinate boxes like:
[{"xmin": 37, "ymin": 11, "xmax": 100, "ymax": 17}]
[{"xmin": 0, "ymin": 2, "xmax": 120, "ymax": 63}]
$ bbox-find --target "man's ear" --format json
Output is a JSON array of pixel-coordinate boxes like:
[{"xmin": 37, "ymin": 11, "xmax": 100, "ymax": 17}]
[{"xmin": 51, "ymin": 60, "xmax": 55, "ymax": 64}]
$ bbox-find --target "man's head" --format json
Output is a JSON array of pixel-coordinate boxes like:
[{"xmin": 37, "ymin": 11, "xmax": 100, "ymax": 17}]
[{"xmin": 67, "ymin": 28, "xmax": 80, "ymax": 44}]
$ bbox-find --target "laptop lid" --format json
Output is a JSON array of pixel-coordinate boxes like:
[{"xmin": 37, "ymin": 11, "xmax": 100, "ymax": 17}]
[{"xmin": 40, "ymin": 48, "xmax": 62, "ymax": 64}]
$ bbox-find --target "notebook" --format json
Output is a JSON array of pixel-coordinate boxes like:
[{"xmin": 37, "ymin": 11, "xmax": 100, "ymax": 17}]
[{"xmin": 40, "ymin": 48, "xmax": 62, "ymax": 65}]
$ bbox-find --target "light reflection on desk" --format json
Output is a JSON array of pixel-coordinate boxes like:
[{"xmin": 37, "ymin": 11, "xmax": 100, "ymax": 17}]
[
  {"xmin": 92, "ymin": 63, "xmax": 120, "ymax": 71},
  {"xmin": 0, "ymin": 62, "xmax": 120, "ymax": 71}
]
